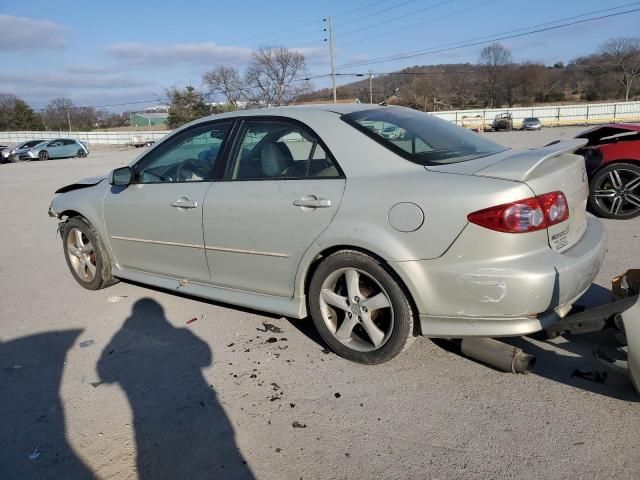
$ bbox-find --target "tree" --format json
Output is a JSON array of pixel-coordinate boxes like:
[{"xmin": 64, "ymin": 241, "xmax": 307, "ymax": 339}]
[
  {"xmin": 245, "ymin": 46, "xmax": 311, "ymax": 106},
  {"xmin": 0, "ymin": 93, "xmax": 44, "ymax": 130},
  {"xmin": 0, "ymin": 93, "xmax": 19, "ymax": 130},
  {"xmin": 202, "ymin": 66, "xmax": 245, "ymax": 110},
  {"xmin": 166, "ymin": 86, "xmax": 211, "ymax": 128},
  {"xmin": 599, "ymin": 37, "xmax": 640, "ymax": 101},
  {"xmin": 43, "ymin": 98, "xmax": 74, "ymax": 131},
  {"xmin": 479, "ymin": 43, "xmax": 512, "ymax": 108},
  {"xmin": 9, "ymin": 99, "xmax": 45, "ymax": 130}
]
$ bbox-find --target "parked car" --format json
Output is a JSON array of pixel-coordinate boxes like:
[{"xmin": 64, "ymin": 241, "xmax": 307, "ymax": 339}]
[
  {"xmin": 49, "ymin": 105, "xmax": 605, "ymax": 364},
  {"xmin": 0, "ymin": 140, "xmax": 45, "ymax": 163},
  {"xmin": 574, "ymin": 123, "xmax": 640, "ymax": 219},
  {"xmin": 521, "ymin": 117, "xmax": 542, "ymax": 131},
  {"xmin": 492, "ymin": 112, "xmax": 513, "ymax": 131},
  {"xmin": 19, "ymin": 138, "xmax": 89, "ymax": 161}
]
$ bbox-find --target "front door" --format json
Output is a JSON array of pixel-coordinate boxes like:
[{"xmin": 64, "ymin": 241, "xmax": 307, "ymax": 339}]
[
  {"xmin": 203, "ymin": 118, "xmax": 345, "ymax": 297},
  {"xmin": 103, "ymin": 121, "xmax": 233, "ymax": 282}
]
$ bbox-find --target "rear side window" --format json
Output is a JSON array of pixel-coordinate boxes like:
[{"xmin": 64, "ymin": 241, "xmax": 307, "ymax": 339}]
[
  {"xmin": 226, "ymin": 119, "xmax": 340, "ymax": 180},
  {"xmin": 343, "ymin": 107, "xmax": 508, "ymax": 166}
]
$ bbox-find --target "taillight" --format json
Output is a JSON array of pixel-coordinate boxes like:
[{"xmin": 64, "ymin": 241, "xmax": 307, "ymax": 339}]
[{"xmin": 468, "ymin": 191, "xmax": 569, "ymax": 233}]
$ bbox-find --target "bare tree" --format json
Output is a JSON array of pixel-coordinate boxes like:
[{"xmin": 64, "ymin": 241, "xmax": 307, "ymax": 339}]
[
  {"xmin": 479, "ymin": 43, "xmax": 513, "ymax": 108},
  {"xmin": 202, "ymin": 66, "xmax": 245, "ymax": 110},
  {"xmin": 599, "ymin": 37, "xmax": 640, "ymax": 101},
  {"xmin": 245, "ymin": 46, "xmax": 311, "ymax": 106}
]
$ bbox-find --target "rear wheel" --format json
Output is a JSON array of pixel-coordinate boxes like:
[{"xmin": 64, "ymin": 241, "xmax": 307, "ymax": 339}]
[
  {"xmin": 38, "ymin": 150, "xmax": 49, "ymax": 161},
  {"xmin": 589, "ymin": 162, "xmax": 640, "ymax": 219},
  {"xmin": 308, "ymin": 250, "xmax": 414, "ymax": 364},
  {"xmin": 62, "ymin": 217, "xmax": 115, "ymax": 290}
]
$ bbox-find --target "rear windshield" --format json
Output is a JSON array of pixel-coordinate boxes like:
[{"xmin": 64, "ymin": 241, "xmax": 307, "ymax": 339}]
[{"xmin": 342, "ymin": 107, "xmax": 508, "ymax": 165}]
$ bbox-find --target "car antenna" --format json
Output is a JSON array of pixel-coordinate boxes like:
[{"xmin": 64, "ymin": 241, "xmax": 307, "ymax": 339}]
[{"xmin": 379, "ymin": 88, "xmax": 400, "ymax": 106}]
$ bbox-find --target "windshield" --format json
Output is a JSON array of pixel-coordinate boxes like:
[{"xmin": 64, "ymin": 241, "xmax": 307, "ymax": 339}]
[{"xmin": 342, "ymin": 107, "xmax": 508, "ymax": 165}]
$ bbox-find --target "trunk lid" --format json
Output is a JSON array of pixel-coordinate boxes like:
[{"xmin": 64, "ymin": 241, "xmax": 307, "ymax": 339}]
[{"xmin": 429, "ymin": 139, "xmax": 590, "ymax": 252}]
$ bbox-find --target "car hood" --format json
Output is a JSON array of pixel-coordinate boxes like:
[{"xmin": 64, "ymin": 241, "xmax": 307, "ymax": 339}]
[{"xmin": 55, "ymin": 174, "xmax": 108, "ymax": 194}]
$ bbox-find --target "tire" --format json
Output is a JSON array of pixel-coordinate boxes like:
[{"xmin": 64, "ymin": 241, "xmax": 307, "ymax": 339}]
[
  {"xmin": 588, "ymin": 162, "xmax": 640, "ymax": 219},
  {"xmin": 77, "ymin": 148, "xmax": 86, "ymax": 158},
  {"xmin": 308, "ymin": 250, "xmax": 414, "ymax": 364},
  {"xmin": 38, "ymin": 150, "xmax": 48, "ymax": 161},
  {"xmin": 62, "ymin": 216, "xmax": 115, "ymax": 290}
]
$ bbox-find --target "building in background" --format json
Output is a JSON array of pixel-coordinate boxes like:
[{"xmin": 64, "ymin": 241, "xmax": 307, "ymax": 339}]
[{"xmin": 130, "ymin": 112, "xmax": 169, "ymax": 128}]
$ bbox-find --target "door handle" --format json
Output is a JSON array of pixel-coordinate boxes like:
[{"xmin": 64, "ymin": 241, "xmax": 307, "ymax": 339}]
[
  {"xmin": 293, "ymin": 197, "xmax": 331, "ymax": 208},
  {"xmin": 171, "ymin": 198, "xmax": 198, "ymax": 209}
]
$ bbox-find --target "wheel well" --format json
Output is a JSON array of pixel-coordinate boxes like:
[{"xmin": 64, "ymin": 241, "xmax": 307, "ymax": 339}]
[
  {"xmin": 592, "ymin": 159, "xmax": 640, "ymax": 176},
  {"xmin": 302, "ymin": 245, "xmax": 421, "ymax": 335},
  {"xmin": 59, "ymin": 209, "xmax": 82, "ymax": 220}
]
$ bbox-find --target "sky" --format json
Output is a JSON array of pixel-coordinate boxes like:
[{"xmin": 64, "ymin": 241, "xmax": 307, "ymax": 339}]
[{"xmin": 0, "ymin": 0, "xmax": 639, "ymax": 111}]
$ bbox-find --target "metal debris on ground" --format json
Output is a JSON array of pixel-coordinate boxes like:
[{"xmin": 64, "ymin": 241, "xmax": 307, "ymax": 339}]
[
  {"xmin": 571, "ymin": 369, "xmax": 607, "ymax": 383},
  {"xmin": 292, "ymin": 421, "xmax": 307, "ymax": 428},
  {"xmin": 334, "ymin": 392, "xmax": 341, "ymax": 398},
  {"xmin": 28, "ymin": 447, "xmax": 40, "ymax": 460},
  {"xmin": 186, "ymin": 315, "xmax": 201, "ymax": 324},
  {"xmin": 257, "ymin": 322, "xmax": 283, "ymax": 333},
  {"xmin": 90, "ymin": 381, "xmax": 104, "ymax": 388},
  {"xmin": 265, "ymin": 337, "xmax": 278, "ymax": 344},
  {"xmin": 107, "ymin": 295, "xmax": 128, "ymax": 303},
  {"xmin": 79, "ymin": 339, "xmax": 95, "ymax": 348}
]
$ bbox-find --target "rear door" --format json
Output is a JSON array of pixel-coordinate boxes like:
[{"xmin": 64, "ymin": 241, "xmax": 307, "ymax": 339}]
[
  {"xmin": 103, "ymin": 120, "xmax": 233, "ymax": 282},
  {"xmin": 202, "ymin": 117, "xmax": 345, "ymax": 297}
]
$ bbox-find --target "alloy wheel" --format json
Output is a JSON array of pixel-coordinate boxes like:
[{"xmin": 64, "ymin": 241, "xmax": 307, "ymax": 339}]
[
  {"xmin": 318, "ymin": 268, "xmax": 394, "ymax": 352},
  {"xmin": 593, "ymin": 167, "xmax": 640, "ymax": 217},
  {"xmin": 66, "ymin": 227, "xmax": 97, "ymax": 282}
]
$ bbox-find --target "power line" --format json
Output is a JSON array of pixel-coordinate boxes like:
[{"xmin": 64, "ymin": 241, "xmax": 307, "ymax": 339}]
[
  {"xmin": 334, "ymin": 0, "xmax": 421, "ymax": 27},
  {"xmin": 336, "ymin": 0, "xmax": 453, "ymax": 38},
  {"xmin": 336, "ymin": 0, "xmax": 501, "ymax": 48},
  {"xmin": 338, "ymin": 5, "xmax": 640, "ymax": 69},
  {"xmin": 333, "ymin": 0, "xmax": 390, "ymax": 19}
]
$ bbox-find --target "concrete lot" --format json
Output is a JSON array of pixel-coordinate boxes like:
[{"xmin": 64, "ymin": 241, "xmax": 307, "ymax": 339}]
[{"xmin": 1, "ymin": 126, "xmax": 639, "ymax": 479}]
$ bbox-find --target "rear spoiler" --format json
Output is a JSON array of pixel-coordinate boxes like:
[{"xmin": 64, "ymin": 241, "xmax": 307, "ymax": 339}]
[{"xmin": 474, "ymin": 139, "xmax": 588, "ymax": 182}]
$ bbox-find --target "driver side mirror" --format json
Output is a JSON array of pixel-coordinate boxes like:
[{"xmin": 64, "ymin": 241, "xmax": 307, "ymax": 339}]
[{"xmin": 111, "ymin": 166, "xmax": 133, "ymax": 186}]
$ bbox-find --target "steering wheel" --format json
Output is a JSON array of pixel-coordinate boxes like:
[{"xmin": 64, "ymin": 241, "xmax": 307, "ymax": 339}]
[{"xmin": 176, "ymin": 158, "xmax": 210, "ymax": 181}]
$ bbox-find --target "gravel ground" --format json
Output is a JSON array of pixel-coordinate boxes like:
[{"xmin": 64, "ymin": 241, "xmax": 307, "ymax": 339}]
[{"xmin": 1, "ymin": 126, "xmax": 639, "ymax": 480}]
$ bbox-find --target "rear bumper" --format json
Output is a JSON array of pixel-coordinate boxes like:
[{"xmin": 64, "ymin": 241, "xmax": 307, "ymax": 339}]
[{"xmin": 390, "ymin": 215, "xmax": 606, "ymax": 337}]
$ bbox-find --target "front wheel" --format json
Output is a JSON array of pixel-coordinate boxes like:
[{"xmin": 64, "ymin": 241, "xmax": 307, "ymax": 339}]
[
  {"xmin": 77, "ymin": 148, "xmax": 86, "ymax": 158},
  {"xmin": 38, "ymin": 150, "xmax": 49, "ymax": 161},
  {"xmin": 308, "ymin": 250, "xmax": 414, "ymax": 364},
  {"xmin": 62, "ymin": 217, "xmax": 115, "ymax": 290},
  {"xmin": 589, "ymin": 162, "xmax": 640, "ymax": 219}
]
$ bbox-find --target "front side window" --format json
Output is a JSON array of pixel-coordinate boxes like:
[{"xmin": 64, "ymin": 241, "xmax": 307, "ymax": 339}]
[
  {"xmin": 343, "ymin": 107, "xmax": 508, "ymax": 165},
  {"xmin": 135, "ymin": 122, "xmax": 231, "ymax": 183},
  {"xmin": 226, "ymin": 120, "xmax": 340, "ymax": 180}
]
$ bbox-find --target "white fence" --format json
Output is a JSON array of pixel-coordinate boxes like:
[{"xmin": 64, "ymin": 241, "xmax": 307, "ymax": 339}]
[
  {"xmin": 0, "ymin": 130, "xmax": 169, "ymax": 146},
  {"xmin": 1, "ymin": 100, "xmax": 640, "ymax": 145},
  {"xmin": 429, "ymin": 100, "xmax": 640, "ymax": 128}
]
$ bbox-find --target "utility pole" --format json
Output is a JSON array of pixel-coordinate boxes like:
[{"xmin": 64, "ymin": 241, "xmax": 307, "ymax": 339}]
[
  {"xmin": 368, "ymin": 70, "xmax": 373, "ymax": 104},
  {"xmin": 67, "ymin": 109, "xmax": 71, "ymax": 132},
  {"xmin": 327, "ymin": 16, "xmax": 337, "ymax": 104}
]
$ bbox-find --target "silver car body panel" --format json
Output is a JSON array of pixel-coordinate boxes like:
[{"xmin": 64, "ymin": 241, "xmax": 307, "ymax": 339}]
[
  {"xmin": 50, "ymin": 105, "xmax": 606, "ymax": 337},
  {"xmin": 622, "ymin": 298, "xmax": 640, "ymax": 392}
]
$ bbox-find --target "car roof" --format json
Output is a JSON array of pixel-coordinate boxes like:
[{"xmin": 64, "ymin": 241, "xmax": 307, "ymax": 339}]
[{"xmin": 201, "ymin": 103, "xmax": 385, "ymax": 122}]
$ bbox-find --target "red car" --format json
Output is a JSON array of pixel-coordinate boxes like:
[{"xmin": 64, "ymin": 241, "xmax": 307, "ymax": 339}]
[{"xmin": 576, "ymin": 123, "xmax": 640, "ymax": 219}]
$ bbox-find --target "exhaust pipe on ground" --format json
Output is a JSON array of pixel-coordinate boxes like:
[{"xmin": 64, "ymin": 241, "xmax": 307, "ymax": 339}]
[{"xmin": 460, "ymin": 337, "xmax": 536, "ymax": 374}]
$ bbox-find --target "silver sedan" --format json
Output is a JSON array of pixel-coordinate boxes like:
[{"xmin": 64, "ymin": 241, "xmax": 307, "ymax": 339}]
[{"xmin": 49, "ymin": 105, "xmax": 606, "ymax": 364}]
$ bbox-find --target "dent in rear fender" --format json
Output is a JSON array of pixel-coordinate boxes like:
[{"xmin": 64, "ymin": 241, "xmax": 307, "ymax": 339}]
[{"xmin": 389, "ymin": 216, "xmax": 605, "ymax": 318}]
